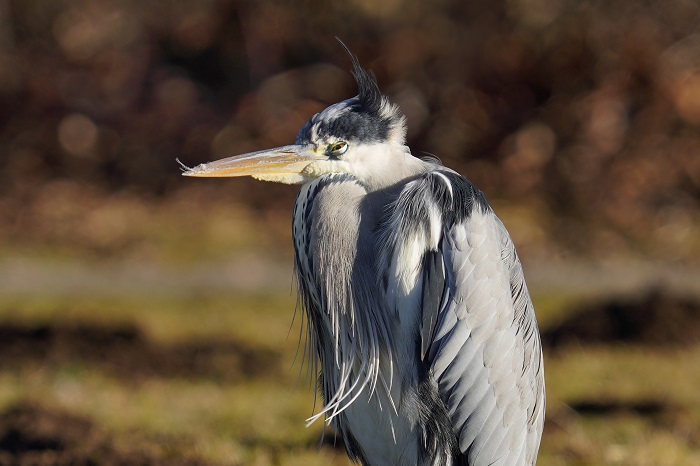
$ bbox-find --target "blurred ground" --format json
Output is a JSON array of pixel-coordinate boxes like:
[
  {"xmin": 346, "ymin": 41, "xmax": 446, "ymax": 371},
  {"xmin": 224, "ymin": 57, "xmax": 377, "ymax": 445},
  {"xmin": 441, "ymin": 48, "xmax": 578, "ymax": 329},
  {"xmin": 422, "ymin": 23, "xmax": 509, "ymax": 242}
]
[
  {"xmin": 543, "ymin": 288, "xmax": 700, "ymax": 348},
  {"xmin": 1, "ymin": 0, "xmax": 700, "ymax": 465},
  {"xmin": 0, "ymin": 402, "xmax": 207, "ymax": 466}
]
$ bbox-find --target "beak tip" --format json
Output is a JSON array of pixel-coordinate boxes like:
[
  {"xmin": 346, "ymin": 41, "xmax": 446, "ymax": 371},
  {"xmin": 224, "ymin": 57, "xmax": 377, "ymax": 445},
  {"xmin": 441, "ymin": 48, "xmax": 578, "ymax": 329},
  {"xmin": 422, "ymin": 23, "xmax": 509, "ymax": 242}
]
[{"xmin": 177, "ymin": 159, "xmax": 207, "ymax": 177}]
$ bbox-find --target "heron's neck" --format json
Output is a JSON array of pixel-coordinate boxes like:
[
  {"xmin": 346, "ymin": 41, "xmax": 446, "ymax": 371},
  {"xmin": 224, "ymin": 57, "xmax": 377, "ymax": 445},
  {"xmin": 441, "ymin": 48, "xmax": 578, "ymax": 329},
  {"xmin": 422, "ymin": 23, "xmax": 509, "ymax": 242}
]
[{"xmin": 362, "ymin": 147, "xmax": 430, "ymax": 193}]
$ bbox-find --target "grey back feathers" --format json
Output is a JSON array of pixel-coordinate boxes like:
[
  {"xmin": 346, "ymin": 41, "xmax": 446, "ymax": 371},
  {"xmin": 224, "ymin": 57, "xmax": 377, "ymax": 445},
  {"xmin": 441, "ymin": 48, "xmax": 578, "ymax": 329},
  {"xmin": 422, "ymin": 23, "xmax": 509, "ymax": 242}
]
[{"xmin": 293, "ymin": 168, "xmax": 544, "ymax": 465}]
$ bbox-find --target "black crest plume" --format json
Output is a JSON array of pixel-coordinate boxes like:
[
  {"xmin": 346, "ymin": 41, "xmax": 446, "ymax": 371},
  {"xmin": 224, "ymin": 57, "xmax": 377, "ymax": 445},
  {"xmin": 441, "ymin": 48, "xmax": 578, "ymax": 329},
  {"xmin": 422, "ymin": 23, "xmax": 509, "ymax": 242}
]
[{"xmin": 337, "ymin": 38, "xmax": 384, "ymax": 115}]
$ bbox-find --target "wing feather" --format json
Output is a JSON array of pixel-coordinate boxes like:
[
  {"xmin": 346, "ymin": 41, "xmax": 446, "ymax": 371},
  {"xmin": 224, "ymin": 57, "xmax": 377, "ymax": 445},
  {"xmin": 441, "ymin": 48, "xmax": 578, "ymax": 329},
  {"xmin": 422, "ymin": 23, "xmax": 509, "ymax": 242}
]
[
  {"xmin": 389, "ymin": 169, "xmax": 545, "ymax": 465},
  {"xmin": 453, "ymin": 367, "xmax": 494, "ymax": 446}
]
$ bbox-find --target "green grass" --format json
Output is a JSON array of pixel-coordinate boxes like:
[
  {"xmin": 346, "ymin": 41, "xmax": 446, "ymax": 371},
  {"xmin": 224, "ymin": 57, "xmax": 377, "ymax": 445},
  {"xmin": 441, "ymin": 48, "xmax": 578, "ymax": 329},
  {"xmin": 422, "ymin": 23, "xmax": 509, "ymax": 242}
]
[
  {"xmin": 0, "ymin": 288, "xmax": 698, "ymax": 465},
  {"xmin": 0, "ymin": 292, "xmax": 351, "ymax": 465},
  {"xmin": 541, "ymin": 343, "xmax": 700, "ymax": 465}
]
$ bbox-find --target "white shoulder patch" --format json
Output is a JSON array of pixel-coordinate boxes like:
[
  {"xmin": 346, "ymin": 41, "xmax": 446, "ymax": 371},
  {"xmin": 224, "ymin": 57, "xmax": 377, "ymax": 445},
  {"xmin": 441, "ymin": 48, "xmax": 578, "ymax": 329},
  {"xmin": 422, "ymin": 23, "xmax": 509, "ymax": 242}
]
[{"xmin": 389, "ymin": 194, "xmax": 444, "ymax": 295}]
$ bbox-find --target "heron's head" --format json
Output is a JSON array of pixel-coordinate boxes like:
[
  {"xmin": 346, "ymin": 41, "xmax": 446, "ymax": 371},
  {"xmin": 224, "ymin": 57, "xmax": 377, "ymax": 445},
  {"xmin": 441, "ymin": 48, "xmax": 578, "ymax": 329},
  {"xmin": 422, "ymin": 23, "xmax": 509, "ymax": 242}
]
[{"xmin": 182, "ymin": 48, "xmax": 413, "ymax": 190}]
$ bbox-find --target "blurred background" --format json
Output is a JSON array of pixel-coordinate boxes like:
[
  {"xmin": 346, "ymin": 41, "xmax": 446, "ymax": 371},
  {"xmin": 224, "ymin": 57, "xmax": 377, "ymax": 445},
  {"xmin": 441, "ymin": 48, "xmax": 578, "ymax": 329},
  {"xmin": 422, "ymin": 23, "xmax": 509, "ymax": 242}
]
[{"xmin": 0, "ymin": 0, "xmax": 699, "ymax": 465}]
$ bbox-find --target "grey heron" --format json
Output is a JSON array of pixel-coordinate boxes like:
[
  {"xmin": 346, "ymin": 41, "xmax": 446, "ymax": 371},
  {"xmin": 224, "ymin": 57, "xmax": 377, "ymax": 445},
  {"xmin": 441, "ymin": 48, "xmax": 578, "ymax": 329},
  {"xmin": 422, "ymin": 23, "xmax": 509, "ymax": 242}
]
[{"xmin": 182, "ymin": 48, "xmax": 545, "ymax": 466}]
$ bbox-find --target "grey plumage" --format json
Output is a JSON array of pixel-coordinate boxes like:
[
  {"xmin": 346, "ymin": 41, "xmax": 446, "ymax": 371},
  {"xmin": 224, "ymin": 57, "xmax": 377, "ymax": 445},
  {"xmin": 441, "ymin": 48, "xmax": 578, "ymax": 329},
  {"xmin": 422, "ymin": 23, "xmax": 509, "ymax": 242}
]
[
  {"xmin": 183, "ymin": 46, "xmax": 545, "ymax": 466},
  {"xmin": 293, "ymin": 165, "xmax": 544, "ymax": 466}
]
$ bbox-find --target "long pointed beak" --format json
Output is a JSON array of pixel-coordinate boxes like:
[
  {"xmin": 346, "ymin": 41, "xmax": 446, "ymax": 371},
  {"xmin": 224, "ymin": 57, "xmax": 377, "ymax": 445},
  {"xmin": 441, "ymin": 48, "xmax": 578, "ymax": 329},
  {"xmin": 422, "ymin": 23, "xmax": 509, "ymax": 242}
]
[{"xmin": 180, "ymin": 144, "xmax": 318, "ymax": 184}]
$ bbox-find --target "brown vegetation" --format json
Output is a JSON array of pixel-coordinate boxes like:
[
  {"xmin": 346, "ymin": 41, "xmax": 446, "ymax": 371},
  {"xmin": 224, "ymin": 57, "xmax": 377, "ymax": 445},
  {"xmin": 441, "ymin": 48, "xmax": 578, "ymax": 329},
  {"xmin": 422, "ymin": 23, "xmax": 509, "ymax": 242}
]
[{"xmin": 1, "ymin": 0, "xmax": 699, "ymax": 259}]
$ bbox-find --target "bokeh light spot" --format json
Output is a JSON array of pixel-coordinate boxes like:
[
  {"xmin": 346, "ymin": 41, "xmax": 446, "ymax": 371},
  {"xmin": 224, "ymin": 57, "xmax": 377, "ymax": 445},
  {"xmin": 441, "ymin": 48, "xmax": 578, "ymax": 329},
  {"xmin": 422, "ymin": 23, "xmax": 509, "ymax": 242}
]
[{"xmin": 58, "ymin": 114, "xmax": 99, "ymax": 157}]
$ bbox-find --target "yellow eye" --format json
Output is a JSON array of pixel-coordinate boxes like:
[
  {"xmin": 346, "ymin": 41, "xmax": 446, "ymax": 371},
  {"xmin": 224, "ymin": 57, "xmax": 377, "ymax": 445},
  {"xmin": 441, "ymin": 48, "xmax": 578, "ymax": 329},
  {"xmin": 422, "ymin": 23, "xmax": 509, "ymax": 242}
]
[{"xmin": 328, "ymin": 141, "xmax": 348, "ymax": 156}]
